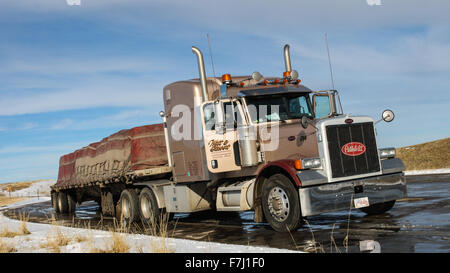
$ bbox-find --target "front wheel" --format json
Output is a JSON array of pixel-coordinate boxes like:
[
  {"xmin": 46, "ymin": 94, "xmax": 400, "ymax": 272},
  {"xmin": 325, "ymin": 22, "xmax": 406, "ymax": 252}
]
[
  {"xmin": 359, "ymin": 200, "xmax": 396, "ymax": 215},
  {"xmin": 261, "ymin": 174, "xmax": 302, "ymax": 232}
]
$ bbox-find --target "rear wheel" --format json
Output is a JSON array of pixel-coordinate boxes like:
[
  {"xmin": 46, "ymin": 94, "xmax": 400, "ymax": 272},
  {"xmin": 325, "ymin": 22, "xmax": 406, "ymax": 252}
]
[
  {"xmin": 359, "ymin": 200, "xmax": 396, "ymax": 215},
  {"xmin": 261, "ymin": 174, "xmax": 302, "ymax": 232},
  {"xmin": 51, "ymin": 192, "xmax": 60, "ymax": 213},
  {"xmin": 119, "ymin": 189, "xmax": 139, "ymax": 224},
  {"xmin": 57, "ymin": 191, "xmax": 69, "ymax": 214},
  {"xmin": 67, "ymin": 193, "xmax": 77, "ymax": 214},
  {"xmin": 139, "ymin": 187, "xmax": 161, "ymax": 224}
]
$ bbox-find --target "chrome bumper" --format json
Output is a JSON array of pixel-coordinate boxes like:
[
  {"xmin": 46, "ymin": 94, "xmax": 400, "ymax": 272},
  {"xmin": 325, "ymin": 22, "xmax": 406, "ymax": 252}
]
[{"xmin": 298, "ymin": 172, "xmax": 407, "ymax": 217}]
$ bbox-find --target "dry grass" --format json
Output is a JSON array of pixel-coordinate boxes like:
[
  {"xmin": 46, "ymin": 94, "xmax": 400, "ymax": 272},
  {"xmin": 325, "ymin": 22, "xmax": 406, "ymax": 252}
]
[
  {"xmin": 0, "ymin": 213, "xmax": 31, "ymax": 238},
  {"xmin": 18, "ymin": 212, "xmax": 31, "ymax": 235},
  {"xmin": 0, "ymin": 240, "xmax": 17, "ymax": 253},
  {"xmin": 40, "ymin": 227, "xmax": 72, "ymax": 253},
  {"xmin": 144, "ymin": 213, "xmax": 175, "ymax": 253},
  {"xmin": 397, "ymin": 137, "xmax": 450, "ymax": 170},
  {"xmin": 0, "ymin": 196, "xmax": 28, "ymax": 206},
  {"xmin": 74, "ymin": 234, "xmax": 88, "ymax": 243},
  {"xmin": 0, "ymin": 227, "xmax": 23, "ymax": 238},
  {"xmin": 90, "ymin": 231, "xmax": 130, "ymax": 253},
  {"xmin": 0, "ymin": 181, "xmax": 34, "ymax": 192}
]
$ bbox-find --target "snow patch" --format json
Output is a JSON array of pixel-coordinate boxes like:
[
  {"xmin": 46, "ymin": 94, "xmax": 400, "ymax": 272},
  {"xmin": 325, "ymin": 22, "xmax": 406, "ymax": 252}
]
[{"xmin": 405, "ymin": 168, "xmax": 450, "ymax": 175}]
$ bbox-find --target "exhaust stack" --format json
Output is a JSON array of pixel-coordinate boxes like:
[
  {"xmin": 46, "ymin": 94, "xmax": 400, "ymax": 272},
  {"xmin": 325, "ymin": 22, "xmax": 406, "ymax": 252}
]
[
  {"xmin": 192, "ymin": 46, "xmax": 209, "ymax": 102},
  {"xmin": 284, "ymin": 44, "xmax": 292, "ymax": 72}
]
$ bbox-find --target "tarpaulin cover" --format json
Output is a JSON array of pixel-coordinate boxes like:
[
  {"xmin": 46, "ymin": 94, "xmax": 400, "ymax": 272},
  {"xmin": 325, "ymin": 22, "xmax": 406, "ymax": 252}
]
[{"xmin": 56, "ymin": 123, "xmax": 168, "ymax": 187}]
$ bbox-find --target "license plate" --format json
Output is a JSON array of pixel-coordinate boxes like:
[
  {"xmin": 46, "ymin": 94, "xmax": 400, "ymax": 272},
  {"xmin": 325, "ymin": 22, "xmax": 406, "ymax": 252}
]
[{"xmin": 354, "ymin": 197, "xmax": 370, "ymax": 208}]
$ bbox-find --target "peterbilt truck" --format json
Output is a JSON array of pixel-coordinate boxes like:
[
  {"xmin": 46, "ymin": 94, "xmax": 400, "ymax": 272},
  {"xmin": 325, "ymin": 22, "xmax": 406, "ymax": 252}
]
[{"xmin": 51, "ymin": 44, "xmax": 407, "ymax": 232}]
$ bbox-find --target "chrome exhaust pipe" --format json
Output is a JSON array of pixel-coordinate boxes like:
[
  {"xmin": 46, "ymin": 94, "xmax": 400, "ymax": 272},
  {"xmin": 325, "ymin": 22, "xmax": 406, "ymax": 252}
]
[
  {"xmin": 192, "ymin": 46, "xmax": 209, "ymax": 102},
  {"xmin": 284, "ymin": 44, "xmax": 292, "ymax": 72}
]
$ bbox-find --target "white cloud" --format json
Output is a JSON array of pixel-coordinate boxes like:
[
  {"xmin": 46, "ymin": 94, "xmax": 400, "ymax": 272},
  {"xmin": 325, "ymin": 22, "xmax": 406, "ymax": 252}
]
[
  {"xmin": 18, "ymin": 122, "xmax": 39, "ymax": 130},
  {"xmin": 0, "ymin": 80, "xmax": 164, "ymax": 116},
  {"xmin": 50, "ymin": 118, "xmax": 73, "ymax": 130}
]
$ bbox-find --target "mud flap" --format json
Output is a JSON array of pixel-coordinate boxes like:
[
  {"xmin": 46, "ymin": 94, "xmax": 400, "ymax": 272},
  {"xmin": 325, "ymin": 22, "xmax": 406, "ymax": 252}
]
[{"xmin": 101, "ymin": 191, "xmax": 116, "ymax": 217}]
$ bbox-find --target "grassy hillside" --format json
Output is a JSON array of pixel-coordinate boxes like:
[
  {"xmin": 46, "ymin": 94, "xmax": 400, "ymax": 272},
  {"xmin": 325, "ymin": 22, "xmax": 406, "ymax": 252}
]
[{"xmin": 396, "ymin": 137, "xmax": 450, "ymax": 170}]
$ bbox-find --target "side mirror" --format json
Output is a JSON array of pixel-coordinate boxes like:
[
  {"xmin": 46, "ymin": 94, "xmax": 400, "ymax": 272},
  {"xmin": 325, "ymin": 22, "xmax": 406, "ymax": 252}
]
[
  {"xmin": 382, "ymin": 109, "xmax": 395, "ymax": 123},
  {"xmin": 301, "ymin": 116, "xmax": 308, "ymax": 129},
  {"xmin": 214, "ymin": 100, "xmax": 226, "ymax": 134},
  {"xmin": 313, "ymin": 93, "xmax": 331, "ymax": 119}
]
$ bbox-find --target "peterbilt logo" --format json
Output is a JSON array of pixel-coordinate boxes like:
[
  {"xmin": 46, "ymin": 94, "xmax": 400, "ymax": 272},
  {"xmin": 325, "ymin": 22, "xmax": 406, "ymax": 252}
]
[{"xmin": 341, "ymin": 142, "xmax": 366, "ymax": 156}]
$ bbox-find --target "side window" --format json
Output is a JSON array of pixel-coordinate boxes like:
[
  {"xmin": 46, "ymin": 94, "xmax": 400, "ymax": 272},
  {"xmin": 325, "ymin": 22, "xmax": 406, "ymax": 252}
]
[
  {"xmin": 203, "ymin": 103, "xmax": 215, "ymax": 131},
  {"xmin": 203, "ymin": 100, "xmax": 241, "ymax": 131},
  {"xmin": 224, "ymin": 102, "xmax": 237, "ymax": 129}
]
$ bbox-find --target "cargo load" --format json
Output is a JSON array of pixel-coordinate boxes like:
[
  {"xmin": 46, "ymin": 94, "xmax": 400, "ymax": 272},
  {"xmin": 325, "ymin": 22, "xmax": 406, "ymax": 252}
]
[{"xmin": 55, "ymin": 123, "xmax": 168, "ymax": 188}]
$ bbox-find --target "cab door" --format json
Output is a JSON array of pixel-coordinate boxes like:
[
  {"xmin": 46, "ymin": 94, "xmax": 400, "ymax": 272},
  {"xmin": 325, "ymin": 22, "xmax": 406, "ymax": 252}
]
[{"xmin": 201, "ymin": 99, "xmax": 242, "ymax": 173}]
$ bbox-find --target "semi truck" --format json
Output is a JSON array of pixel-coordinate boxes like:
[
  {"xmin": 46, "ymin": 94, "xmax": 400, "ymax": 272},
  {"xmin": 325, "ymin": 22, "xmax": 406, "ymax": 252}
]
[{"xmin": 51, "ymin": 44, "xmax": 407, "ymax": 232}]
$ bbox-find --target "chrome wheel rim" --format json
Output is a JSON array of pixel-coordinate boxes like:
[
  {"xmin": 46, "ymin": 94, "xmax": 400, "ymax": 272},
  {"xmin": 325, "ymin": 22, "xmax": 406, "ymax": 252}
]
[
  {"xmin": 122, "ymin": 197, "xmax": 131, "ymax": 219},
  {"xmin": 140, "ymin": 195, "xmax": 153, "ymax": 219},
  {"xmin": 267, "ymin": 186, "xmax": 290, "ymax": 222},
  {"xmin": 57, "ymin": 196, "xmax": 62, "ymax": 210}
]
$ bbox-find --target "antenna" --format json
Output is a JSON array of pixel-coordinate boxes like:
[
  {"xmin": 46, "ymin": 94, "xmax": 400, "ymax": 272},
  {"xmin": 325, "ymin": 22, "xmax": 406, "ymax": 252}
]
[
  {"xmin": 325, "ymin": 33, "xmax": 344, "ymax": 114},
  {"xmin": 325, "ymin": 33, "xmax": 335, "ymax": 90},
  {"xmin": 206, "ymin": 33, "xmax": 216, "ymax": 78}
]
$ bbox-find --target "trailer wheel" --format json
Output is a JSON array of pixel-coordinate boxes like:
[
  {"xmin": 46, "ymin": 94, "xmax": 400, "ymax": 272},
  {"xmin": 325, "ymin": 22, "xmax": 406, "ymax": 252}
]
[
  {"xmin": 139, "ymin": 187, "xmax": 160, "ymax": 224},
  {"xmin": 359, "ymin": 200, "xmax": 396, "ymax": 215},
  {"xmin": 262, "ymin": 174, "xmax": 302, "ymax": 232},
  {"xmin": 51, "ymin": 192, "xmax": 60, "ymax": 213},
  {"xmin": 67, "ymin": 193, "xmax": 77, "ymax": 214},
  {"xmin": 119, "ymin": 189, "xmax": 139, "ymax": 224},
  {"xmin": 57, "ymin": 191, "xmax": 69, "ymax": 214}
]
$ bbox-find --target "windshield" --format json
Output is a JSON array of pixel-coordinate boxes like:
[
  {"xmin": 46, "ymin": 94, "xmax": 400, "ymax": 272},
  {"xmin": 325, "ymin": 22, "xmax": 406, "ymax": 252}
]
[{"xmin": 245, "ymin": 93, "xmax": 313, "ymax": 123}]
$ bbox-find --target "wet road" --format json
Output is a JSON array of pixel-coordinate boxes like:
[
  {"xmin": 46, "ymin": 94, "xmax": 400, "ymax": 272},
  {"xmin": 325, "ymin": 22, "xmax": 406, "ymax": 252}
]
[{"xmin": 3, "ymin": 174, "xmax": 450, "ymax": 253}]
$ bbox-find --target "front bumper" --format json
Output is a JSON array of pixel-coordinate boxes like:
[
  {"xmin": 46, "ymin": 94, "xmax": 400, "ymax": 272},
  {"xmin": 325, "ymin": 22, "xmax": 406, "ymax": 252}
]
[{"xmin": 298, "ymin": 172, "xmax": 407, "ymax": 217}]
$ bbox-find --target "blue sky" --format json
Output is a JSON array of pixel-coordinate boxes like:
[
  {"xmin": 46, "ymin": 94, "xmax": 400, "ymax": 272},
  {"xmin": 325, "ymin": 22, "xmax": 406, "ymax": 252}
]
[{"xmin": 1, "ymin": 0, "xmax": 449, "ymax": 183}]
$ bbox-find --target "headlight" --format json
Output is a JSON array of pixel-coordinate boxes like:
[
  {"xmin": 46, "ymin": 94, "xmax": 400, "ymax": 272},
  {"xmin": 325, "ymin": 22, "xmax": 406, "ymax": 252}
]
[
  {"xmin": 301, "ymin": 157, "xmax": 322, "ymax": 169},
  {"xmin": 379, "ymin": 148, "xmax": 396, "ymax": 159}
]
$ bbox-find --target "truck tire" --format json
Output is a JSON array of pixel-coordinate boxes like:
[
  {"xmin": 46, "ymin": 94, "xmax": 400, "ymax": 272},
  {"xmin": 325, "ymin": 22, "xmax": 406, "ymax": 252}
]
[
  {"xmin": 51, "ymin": 192, "xmax": 60, "ymax": 213},
  {"xmin": 359, "ymin": 200, "xmax": 396, "ymax": 215},
  {"xmin": 57, "ymin": 191, "xmax": 69, "ymax": 214},
  {"xmin": 67, "ymin": 193, "xmax": 77, "ymax": 214},
  {"xmin": 139, "ymin": 187, "xmax": 161, "ymax": 224},
  {"xmin": 119, "ymin": 189, "xmax": 139, "ymax": 224},
  {"xmin": 262, "ymin": 174, "xmax": 302, "ymax": 232}
]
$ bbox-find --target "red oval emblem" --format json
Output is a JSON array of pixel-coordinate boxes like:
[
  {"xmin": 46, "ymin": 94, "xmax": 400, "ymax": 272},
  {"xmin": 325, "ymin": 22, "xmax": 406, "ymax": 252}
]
[{"xmin": 341, "ymin": 142, "xmax": 366, "ymax": 156}]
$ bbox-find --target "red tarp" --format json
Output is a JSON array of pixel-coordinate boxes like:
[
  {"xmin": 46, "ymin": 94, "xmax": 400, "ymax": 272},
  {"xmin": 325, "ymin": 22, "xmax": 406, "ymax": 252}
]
[{"xmin": 56, "ymin": 123, "xmax": 168, "ymax": 188}]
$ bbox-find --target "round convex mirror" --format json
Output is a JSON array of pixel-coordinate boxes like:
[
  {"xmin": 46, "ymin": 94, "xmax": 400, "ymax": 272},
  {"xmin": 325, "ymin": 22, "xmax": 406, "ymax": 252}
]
[
  {"xmin": 301, "ymin": 116, "xmax": 309, "ymax": 129},
  {"xmin": 382, "ymin": 109, "xmax": 395, "ymax": 122},
  {"xmin": 252, "ymin": 71, "xmax": 263, "ymax": 82}
]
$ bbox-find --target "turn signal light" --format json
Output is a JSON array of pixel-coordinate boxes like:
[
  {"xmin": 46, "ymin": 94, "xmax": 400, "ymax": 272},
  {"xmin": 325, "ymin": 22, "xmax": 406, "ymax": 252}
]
[{"xmin": 294, "ymin": 159, "xmax": 302, "ymax": 170}]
